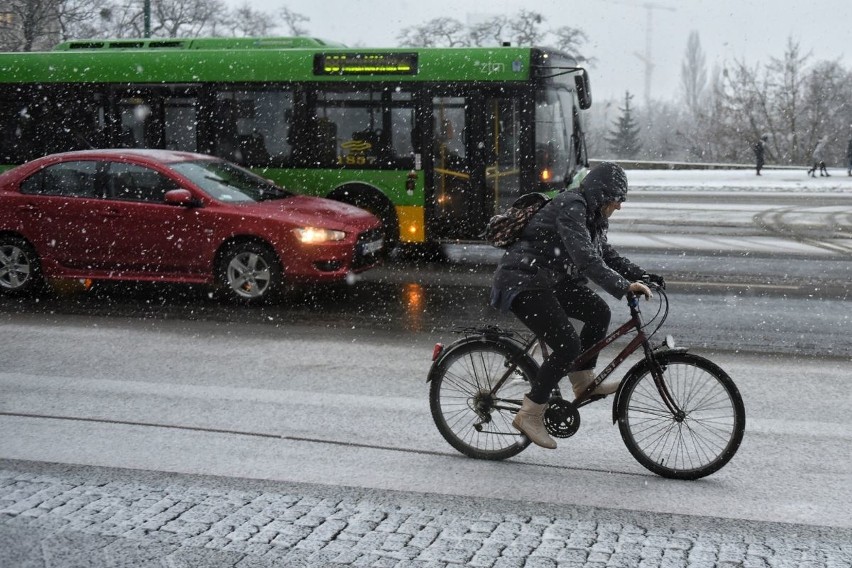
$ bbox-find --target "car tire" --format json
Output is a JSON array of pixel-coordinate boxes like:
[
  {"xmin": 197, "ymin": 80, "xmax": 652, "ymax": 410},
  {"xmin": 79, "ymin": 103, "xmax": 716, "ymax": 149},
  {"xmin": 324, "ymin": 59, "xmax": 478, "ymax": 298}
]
[
  {"xmin": 216, "ymin": 241, "xmax": 283, "ymax": 305},
  {"xmin": 0, "ymin": 236, "xmax": 44, "ymax": 296}
]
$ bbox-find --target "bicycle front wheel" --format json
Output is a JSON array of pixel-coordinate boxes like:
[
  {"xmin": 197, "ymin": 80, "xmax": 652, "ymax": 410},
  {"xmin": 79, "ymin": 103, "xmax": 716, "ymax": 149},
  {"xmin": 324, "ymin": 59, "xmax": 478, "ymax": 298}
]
[
  {"xmin": 429, "ymin": 339, "xmax": 536, "ymax": 460},
  {"xmin": 617, "ymin": 352, "xmax": 745, "ymax": 480}
]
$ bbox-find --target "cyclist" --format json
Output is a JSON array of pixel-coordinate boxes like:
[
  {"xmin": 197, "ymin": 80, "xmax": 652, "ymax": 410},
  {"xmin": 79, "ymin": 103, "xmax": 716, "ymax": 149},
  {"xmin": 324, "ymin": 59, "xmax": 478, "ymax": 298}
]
[{"xmin": 490, "ymin": 161, "xmax": 664, "ymax": 449}]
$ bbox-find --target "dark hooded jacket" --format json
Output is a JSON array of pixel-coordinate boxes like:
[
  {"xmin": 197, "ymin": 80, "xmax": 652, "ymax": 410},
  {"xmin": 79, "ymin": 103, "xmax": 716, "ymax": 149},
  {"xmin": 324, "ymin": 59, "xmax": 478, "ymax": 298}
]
[{"xmin": 490, "ymin": 162, "xmax": 645, "ymax": 313}]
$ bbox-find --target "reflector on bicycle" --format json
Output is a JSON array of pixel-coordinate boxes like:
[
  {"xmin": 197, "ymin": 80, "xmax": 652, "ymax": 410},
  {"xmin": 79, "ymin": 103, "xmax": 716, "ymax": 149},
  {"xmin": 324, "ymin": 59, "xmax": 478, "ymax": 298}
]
[{"xmin": 432, "ymin": 343, "xmax": 443, "ymax": 361}]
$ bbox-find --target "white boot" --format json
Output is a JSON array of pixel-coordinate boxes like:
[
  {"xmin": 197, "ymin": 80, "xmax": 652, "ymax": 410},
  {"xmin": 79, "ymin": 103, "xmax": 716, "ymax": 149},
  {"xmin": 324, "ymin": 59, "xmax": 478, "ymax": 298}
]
[
  {"xmin": 569, "ymin": 370, "xmax": 620, "ymax": 399},
  {"xmin": 512, "ymin": 396, "xmax": 557, "ymax": 449}
]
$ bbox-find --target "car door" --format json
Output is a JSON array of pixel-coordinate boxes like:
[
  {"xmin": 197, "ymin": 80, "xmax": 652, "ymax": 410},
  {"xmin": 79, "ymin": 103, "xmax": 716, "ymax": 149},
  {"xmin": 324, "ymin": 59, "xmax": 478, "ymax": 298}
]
[
  {"xmin": 17, "ymin": 159, "xmax": 120, "ymax": 272},
  {"xmin": 102, "ymin": 160, "xmax": 209, "ymax": 277}
]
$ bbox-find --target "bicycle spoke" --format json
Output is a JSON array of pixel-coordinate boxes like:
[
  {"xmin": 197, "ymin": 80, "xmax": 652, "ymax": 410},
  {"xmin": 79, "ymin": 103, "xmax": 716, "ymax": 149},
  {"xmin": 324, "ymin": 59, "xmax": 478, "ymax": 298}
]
[
  {"xmin": 430, "ymin": 342, "xmax": 532, "ymax": 460},
  {"xmin": 619, "ymin": 355, "xmax": 744, "ymax": 479}
]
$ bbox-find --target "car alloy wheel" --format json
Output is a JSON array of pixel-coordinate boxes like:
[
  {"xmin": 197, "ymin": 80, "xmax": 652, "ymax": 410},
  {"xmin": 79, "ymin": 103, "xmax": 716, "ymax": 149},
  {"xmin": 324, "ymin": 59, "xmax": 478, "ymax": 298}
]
[
  {"xmin": 219, "ymin": 242, "xmax": 282, "ymax": 303},
  {"xmin": 0, "ymin": 238, "xmax": 40, "ymax": 294}
]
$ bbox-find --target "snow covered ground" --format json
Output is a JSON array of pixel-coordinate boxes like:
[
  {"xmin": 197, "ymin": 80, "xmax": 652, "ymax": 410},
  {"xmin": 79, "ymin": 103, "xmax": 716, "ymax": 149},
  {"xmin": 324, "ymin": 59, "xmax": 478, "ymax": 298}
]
[{"xmin": 626, "ymin": 167, "xmax": 852, "ymax": 193}]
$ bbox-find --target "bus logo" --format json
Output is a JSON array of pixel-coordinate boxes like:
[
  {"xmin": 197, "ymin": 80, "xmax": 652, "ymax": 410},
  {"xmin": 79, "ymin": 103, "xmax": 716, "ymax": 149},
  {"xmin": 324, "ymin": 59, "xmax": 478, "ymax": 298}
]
[
  {"xmin": 341, "ymin": 140, "xmax": 372, "ymax": 153},
  {"xmin": 475, "ymin": 61, "xmax": 506, "ymax": 74}
]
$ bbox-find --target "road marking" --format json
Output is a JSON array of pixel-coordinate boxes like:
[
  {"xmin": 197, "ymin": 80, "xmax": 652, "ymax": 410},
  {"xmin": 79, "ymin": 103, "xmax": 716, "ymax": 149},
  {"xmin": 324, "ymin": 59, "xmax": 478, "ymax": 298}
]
[
  {"xmin": 671, "ymin": 280, "xmax": 801, "ymax": 291},
  {"xmin": 0, "ymin": 411, "xmax": 648, "ymax": 477}
]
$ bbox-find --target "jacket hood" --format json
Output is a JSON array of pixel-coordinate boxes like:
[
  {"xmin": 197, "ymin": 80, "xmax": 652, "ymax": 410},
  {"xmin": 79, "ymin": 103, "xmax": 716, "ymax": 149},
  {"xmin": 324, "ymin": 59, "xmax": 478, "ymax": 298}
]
[{"xmin": 580, "ymin": 161, "xmax": 628, "ymax": 212}]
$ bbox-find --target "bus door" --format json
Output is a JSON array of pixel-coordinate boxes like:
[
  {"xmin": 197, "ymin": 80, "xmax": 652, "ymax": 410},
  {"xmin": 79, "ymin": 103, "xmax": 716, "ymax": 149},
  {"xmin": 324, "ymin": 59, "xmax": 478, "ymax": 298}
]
[
  {"xmin": 111, "ymin": 86, "xmax": 201, "ymax": 152},
  {"xmin": 427, "ymin": 92, "xmax": 525, "ymax": 240},
  {"xmin": 428, "ymin": 95, "xmax": 479, "ymax": 239},
  {"xmin": 484, "ymin": 94, "xmax": 525, "ymax": 215}
]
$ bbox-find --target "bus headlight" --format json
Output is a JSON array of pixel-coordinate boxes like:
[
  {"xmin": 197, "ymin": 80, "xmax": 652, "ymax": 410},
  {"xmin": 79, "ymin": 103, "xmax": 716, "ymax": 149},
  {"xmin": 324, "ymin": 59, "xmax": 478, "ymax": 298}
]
[{"xmin": 293, "ymin": 227, "xmax": 346, "ymax": 244}]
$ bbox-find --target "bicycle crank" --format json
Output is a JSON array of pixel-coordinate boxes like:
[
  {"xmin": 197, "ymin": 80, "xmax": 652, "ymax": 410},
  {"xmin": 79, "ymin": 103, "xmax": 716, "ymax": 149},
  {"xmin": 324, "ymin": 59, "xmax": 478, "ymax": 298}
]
[{"xmin": 544, "ymin": 397, "xmax": 581, "ymax": 438}]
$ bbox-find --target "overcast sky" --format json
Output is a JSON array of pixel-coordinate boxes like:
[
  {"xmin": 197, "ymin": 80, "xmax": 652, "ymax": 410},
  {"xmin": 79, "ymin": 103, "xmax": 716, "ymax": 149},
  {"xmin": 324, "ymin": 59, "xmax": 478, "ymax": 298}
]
[{"xmin": 235, "ymin": 0, "xmax": 850, "ymax": 104}]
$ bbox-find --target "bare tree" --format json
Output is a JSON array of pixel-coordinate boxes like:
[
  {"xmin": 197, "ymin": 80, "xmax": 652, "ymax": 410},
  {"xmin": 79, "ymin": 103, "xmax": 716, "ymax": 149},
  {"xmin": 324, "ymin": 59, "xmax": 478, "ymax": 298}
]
[
  {"xmin": 507, "ymin": 10, "xmax": 545, "ymax": 46},
  {"xmin": 153, "ymin": 0, "xmax": 224, "ymax": 37},
  {"xmin": 680, "ymin": 31, "xmax": 707, "ymax": 115},
  {"xmin": 676, "ymin": 31, "xmax": 712, "ymax": 161},
  {"xmin": 711, "ymin": 37, "xmax": 833, "ymax": 164},
  {"xmin": 220, "ymin": 3, "xmax": 276, "ymax": 37},
  {"xmin": 468, "ymin": 15, "xmax": 509, "ymax": 47},
  {"xmin": 801, "ymin": 59, "xmax": 852, "ymax": 164},
  {"xmin": 0, "ymin": 0, "xmax": 63, "ymax": 51},
  {"xmin": 550, "ymin": 26, "xmax": 590, "ymax": 64},
  {"xmin": 41, "ymin": 0, "xmax": 307, "ymax": 41},
  {"xmin": 280, "ymin": 6, "xmax": 308, "ymax": 36},
  {"xmin": 763, "ymin": 38, "xmax": 811, "ymax": 162},
  {"xmin": 397, "ymin": 11, "xmax": 590, "ymax": 62},
  {"xmin": 397, "ymin": 18, "xmax": 468, "ymax": 48}
]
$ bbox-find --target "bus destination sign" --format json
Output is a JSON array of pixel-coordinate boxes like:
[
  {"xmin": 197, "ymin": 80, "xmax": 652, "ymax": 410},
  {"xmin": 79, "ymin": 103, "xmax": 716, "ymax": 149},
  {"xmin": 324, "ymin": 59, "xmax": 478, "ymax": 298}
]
[{"xmin": 314, "ymin": 53, "xmax": 418, "ymax": 76}]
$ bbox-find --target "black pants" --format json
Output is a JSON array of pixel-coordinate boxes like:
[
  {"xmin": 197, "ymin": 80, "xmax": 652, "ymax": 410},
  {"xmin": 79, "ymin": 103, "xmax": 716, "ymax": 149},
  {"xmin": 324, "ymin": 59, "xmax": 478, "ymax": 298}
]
[{"xmin": 511, "ymin": 281, "xmax": 611, "ymax": 404}]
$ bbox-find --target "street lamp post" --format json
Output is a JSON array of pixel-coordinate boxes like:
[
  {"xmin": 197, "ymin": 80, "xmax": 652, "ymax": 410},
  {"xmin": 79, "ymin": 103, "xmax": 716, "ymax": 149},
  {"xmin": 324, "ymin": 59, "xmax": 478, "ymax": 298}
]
[{"xmin": 144, "ymin": 0, "xmax": 151, "ymax": 37}]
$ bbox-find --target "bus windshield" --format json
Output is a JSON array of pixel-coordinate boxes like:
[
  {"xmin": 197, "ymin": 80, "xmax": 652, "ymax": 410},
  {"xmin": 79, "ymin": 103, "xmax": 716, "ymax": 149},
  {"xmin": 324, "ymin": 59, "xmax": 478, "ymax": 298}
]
[
  {"xmin": 535, "ymin": 86, "xmax": 575, "ymax": 185},
  {"xmin": 172, "ymin": 160, "xmax": 291, "ymax": 203}
]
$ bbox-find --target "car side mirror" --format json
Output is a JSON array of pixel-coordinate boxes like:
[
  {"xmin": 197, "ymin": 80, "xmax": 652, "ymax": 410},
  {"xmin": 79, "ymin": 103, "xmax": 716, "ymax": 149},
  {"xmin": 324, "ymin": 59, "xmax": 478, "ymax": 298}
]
[{"xmin": 164, "ymin": 189, "xmax": 200, "ymax": 207}]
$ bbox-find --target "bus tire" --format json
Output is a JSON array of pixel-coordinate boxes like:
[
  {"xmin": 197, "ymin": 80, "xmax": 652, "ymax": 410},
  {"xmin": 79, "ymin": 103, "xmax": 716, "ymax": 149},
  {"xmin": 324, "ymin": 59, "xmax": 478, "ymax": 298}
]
[{"xmin": 330, "ymin": 186, "xmax": 399, "ymax": 252}]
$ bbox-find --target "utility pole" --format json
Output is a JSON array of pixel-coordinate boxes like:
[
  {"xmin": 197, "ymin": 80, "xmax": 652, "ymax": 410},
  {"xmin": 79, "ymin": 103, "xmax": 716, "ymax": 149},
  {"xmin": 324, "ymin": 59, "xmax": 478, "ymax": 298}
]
[
  {"xmin": 144, "ymin": 0, "xmax": 151, "ymax": 37},
  {"xmin": 601, "ymin": 0, "xmax": 676, "ymax": 107}
]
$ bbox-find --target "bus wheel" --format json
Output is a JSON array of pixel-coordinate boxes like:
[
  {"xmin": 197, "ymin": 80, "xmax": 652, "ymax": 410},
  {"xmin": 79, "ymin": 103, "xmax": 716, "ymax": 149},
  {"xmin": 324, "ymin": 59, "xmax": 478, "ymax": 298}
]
[
  {"xmin": 216, "ymin": 241, "xmax": 282, "ymax": 304},
  {"xmin": 351, "ymin": 195, "xmax": 399, "ymax": 253}
]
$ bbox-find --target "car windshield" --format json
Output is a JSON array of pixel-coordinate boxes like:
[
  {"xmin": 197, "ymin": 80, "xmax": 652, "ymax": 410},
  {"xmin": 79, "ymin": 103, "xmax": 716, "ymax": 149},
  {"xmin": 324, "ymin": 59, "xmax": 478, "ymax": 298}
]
[{"xmin": 171, "ymin": 160, "xmax": 291, "ymax": 203}]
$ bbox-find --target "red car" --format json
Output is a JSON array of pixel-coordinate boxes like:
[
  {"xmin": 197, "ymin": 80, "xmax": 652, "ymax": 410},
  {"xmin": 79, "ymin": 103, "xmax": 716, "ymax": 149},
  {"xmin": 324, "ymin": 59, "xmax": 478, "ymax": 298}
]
[{"xmin": 0, "ymin": 149, "xmax": 384, "ymax": 304}]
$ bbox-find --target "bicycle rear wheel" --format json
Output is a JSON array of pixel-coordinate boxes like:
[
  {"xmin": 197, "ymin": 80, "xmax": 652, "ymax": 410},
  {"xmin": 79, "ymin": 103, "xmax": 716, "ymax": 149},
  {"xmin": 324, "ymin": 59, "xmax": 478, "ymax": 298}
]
[
  {"xmin": 429, "ymin": 339, "xmax": 535, "ymax": 460},
  {"xmin": 617, "ymin": 352, "xmax": 745, "ymax": 480}
]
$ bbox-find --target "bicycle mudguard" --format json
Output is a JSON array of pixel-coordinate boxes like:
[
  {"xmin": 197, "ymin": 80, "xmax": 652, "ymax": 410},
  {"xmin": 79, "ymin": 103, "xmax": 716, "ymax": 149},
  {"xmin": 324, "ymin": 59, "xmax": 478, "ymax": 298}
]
[{"xmin": 426, "ymin": 335, "xmax": 538, "ymax": 383}]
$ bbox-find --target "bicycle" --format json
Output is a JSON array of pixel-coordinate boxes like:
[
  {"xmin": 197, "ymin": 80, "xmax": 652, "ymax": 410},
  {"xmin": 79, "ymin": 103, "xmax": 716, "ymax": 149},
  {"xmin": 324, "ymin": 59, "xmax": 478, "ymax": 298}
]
[{"xmin": 427, "ymin": 283, "xmax": 745, "ymax": 480}]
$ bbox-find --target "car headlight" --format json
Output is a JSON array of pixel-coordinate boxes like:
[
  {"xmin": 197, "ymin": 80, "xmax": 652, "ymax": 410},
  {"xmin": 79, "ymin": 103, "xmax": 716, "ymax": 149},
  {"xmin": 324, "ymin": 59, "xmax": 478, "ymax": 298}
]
[{"xmin": 292, "ymin": 227, "xmax": 347, "ymax": 244}]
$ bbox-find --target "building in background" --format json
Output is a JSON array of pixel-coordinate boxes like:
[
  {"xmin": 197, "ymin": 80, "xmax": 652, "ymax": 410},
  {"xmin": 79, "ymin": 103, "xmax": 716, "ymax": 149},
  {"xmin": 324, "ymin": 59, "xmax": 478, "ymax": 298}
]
[{"xmin": 0, "ymin": 0, "xmax": 61, "ymax": 52}]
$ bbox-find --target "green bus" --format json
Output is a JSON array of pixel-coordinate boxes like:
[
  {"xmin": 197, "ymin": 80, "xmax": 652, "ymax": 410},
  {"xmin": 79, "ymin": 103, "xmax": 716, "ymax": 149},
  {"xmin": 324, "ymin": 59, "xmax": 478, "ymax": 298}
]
[{"xmin": 0, "ymin": 37, "xmax": 591, "ymax": 248}]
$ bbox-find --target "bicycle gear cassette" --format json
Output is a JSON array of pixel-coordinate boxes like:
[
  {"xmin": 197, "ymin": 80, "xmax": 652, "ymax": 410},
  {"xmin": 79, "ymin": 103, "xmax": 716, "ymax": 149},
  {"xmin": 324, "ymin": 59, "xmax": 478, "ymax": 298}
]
[{"xmin": 544, "ymin": 398, "xmax": 581, "ymax": 438}]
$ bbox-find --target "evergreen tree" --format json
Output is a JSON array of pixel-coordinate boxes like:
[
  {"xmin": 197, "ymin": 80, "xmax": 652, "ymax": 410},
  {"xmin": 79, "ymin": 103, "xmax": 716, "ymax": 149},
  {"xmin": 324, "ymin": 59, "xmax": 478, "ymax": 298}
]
[{"xmin": 606, "ymin": 91, "xmax": 642, "ymax": 158}]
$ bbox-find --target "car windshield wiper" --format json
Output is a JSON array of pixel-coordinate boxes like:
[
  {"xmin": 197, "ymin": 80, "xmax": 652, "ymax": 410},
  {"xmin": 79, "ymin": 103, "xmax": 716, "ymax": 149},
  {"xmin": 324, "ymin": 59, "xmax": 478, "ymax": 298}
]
[{"xmin": 256, "ymin": 188, "xmax": 292, "ymax": 201}]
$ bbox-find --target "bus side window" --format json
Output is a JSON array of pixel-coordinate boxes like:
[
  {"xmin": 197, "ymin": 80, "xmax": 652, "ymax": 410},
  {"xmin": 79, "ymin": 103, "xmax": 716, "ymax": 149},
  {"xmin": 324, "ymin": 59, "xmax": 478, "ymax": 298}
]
[
  {"xmin": 0, "ymin": 100, "xmax": 28, "ymax": 162},
  {"xmin": 316, "ymin": 118, "xmax": 337, "ymax": 165},
  {"xmin": 214, "ymin": 89, "xmax": 292, "ymax": 166}
]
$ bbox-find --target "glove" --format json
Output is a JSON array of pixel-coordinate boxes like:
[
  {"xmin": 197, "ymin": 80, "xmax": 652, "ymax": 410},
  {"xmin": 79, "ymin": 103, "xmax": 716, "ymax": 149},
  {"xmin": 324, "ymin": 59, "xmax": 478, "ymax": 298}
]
[{"xmin": 643, "ymin": 273, "xmax": 666, "ymax": 290}]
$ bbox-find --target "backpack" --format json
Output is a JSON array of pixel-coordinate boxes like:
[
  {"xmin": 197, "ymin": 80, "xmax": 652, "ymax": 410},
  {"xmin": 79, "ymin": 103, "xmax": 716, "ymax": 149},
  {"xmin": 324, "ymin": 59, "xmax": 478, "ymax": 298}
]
[{"xmin": 483, "ymin": 192, "xmax": 551, "ymax": 248}]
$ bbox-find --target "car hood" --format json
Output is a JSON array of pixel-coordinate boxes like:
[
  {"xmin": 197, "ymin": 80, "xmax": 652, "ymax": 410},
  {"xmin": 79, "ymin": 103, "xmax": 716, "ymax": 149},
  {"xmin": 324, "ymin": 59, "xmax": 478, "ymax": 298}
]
[{"xmin": 232, "ymin": 195, "xmax": 380, "ymax": 231}]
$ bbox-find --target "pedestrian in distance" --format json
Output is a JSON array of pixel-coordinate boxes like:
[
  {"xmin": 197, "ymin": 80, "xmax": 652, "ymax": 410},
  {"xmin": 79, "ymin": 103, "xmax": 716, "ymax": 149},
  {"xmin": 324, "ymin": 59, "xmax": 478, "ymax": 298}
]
[
  {"xmin": 846, "ymin": 134, "xmax": 852, "ymax": 176},
  {"xmin": 753, "ymin": 134, "xmax": 768, "ymax": 176},
  {"xmin": 489, "ymin": 162, "xmax": 664, "ymax": 449},
  {"xmin": 807, "ymin": 136, "xmax": 830, "ymax": 177}
]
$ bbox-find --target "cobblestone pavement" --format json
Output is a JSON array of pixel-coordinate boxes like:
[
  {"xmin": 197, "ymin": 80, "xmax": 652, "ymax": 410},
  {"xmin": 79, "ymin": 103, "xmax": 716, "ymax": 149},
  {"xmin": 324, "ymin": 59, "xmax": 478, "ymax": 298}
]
[{"xmin": 1, "ymin": 460, "xmax": 850, "ymax": 568}]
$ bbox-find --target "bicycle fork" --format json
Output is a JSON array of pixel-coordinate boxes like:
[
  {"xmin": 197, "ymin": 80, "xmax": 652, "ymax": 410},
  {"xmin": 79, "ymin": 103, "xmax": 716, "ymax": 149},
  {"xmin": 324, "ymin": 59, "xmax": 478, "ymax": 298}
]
[
  {"xmin": 640, "ymin": 335, "xmax": 686, "ymax": 422},
  {"xmin": 623, "ymin": 294, "xmax": 685, "ymax": 422}
]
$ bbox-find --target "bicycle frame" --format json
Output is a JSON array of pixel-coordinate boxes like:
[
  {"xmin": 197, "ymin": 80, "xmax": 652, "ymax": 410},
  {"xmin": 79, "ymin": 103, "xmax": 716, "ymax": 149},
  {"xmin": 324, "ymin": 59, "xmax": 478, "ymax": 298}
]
[
  {"xmin": 429, "ymin": 286, "xmax": 743, "ymax": 477},
  {"xmin": 487, "ymin": 292, "xmax": 684, "ymax": 417}
]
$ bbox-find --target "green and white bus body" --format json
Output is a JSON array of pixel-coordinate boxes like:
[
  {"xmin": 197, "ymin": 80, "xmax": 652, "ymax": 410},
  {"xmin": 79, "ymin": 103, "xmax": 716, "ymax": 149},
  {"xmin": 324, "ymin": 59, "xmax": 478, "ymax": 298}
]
[{"xmin": 0, "ymin": 37, "xmax": 591, "ymax": 247}]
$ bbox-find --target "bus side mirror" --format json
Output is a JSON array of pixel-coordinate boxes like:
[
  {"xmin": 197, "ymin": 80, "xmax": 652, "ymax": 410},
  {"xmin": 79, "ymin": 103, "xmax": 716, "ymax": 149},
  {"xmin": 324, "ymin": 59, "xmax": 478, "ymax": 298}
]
[{"xmin": 575, "ymin": 70, "xmax": 592, "ymax": 110}]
